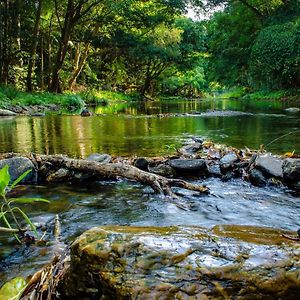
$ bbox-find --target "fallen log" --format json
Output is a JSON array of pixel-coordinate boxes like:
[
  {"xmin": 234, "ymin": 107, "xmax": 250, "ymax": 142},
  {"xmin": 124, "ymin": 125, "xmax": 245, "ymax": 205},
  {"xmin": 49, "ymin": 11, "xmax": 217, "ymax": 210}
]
[{"xmin": 35, "ymin": 154, "xmax": 208, "ymax": 199}]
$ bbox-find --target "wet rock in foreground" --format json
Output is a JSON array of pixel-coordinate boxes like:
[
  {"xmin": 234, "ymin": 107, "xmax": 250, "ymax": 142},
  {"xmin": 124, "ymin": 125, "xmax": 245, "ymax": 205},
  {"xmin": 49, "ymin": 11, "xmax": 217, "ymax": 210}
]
[{"xmin": 61, "ymin": 225, "xmax": 300, "ymax": 299}]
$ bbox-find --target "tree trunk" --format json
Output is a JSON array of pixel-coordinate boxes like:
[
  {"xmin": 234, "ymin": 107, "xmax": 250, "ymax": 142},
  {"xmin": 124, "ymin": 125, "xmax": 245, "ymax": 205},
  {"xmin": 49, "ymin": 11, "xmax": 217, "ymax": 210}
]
[
  {"xmin": 40, "ymin": 35, "xmax": 44, "ymax": 90},
  {"xmin": 68, "ymin": 42, "xmax": 90, "ymax": 90},
  {"xmin": 26, "ymin": 0, "xmax": 42, "ymax": 92},
  {"xmin": 1, "ymin": 0, "xmax": 10, "ymax": 84},
  {"xmin": 49, "ymin": 0, "xmax": 76, "ymax": 93}
]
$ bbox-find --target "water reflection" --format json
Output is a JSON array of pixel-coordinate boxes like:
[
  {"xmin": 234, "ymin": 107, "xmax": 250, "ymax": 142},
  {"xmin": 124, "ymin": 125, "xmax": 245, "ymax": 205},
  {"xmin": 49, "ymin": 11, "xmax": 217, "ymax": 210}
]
[{"xmin": 0, "ymin": 98, "xmax": 299, "ymax": 157}]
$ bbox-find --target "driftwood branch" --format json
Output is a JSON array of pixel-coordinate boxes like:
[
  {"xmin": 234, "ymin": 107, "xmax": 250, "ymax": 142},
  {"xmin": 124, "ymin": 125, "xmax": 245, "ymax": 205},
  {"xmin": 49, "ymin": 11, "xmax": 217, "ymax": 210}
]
[{"xmin": 35, "ymin": 155, "xmax": 208, "ymax": 199}]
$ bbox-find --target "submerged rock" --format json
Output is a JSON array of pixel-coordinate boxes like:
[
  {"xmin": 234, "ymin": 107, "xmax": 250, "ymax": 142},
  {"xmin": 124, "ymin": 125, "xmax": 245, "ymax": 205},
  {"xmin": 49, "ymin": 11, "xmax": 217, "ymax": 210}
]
[
  {"xmin": 255, "ymin": 154, "xmax": 283, "ymax": 178},
  {"xmin": 169, "ymin": 158, "xmax": 207, "ymax": 174},
  {"xmin": 0, "ymin": 157, "xmax": 37, "ymax": 183},
  {"xmin": 61, "ymin": 225, "xmax": 300, "ymax": 299}
]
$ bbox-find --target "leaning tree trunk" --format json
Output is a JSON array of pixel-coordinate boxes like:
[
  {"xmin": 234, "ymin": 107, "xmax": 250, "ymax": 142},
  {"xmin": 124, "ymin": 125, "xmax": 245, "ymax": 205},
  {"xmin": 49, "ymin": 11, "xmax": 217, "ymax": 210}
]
[{"xmin": 68, "ymin": 42, "xmax": 90, "ymax": 90}]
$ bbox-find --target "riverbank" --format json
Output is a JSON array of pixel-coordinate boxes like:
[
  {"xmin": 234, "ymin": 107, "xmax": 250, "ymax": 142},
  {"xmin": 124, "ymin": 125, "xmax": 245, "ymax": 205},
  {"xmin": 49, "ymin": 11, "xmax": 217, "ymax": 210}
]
[
  {"xmin": 1, "ymin": 85, "xmax": 299, "ymax": 116},
  {"xmin": 207, "ymin": 86, "xmax": 300, "ymax": 101},
  {"xmin": 0, "ymin": 86, "xmax": 136, "ymax": 115}
]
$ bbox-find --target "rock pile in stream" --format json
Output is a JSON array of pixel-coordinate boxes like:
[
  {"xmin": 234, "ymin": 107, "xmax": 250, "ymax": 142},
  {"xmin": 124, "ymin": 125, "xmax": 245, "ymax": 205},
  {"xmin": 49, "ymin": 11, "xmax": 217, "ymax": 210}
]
[
  {"xmin": 132, "ymin": 138, "xmax": 300, "ymax": 194},
  {"xmin": 1, "ymin": 137, "xmax": 300, "ymax": 194},
  {"xmin": 59, "ymin": 225, "xmax": 300, "ymax": 299}
]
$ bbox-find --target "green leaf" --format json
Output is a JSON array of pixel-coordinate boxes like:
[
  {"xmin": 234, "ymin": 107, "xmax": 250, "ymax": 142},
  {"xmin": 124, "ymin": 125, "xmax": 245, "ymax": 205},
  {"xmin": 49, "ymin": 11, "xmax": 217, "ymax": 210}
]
[
  {"xmin": 0, "ymin": 165, "xmax": 10, "ymax": 196},
  {"xmin": 9, "ymin": 198, "xmax": 50, "ymax": 204},
  {"xmin": 0, "ymin": 277, "xmax": 27, "ymax": 300},
  {"xmin": 12, "ymin": 207, "xmax": 38, "ymax": 238},
  {"xmin": 10, "ymin": 169, "xmax": 32, "ymax": 190}
]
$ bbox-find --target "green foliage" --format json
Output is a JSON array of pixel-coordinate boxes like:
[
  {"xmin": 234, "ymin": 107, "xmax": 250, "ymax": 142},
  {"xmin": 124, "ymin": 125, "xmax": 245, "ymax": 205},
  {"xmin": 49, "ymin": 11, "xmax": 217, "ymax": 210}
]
[
  {"xmin": 0, "ymin": 85, "xmax": 85, "ymax": 110},
  {"xmin": 0, "ymin": 165, "xmax": 49, "ymax": 243},
  {"xmin": 250, "ymin": 22, "xmax": 300, "ymax": 89},
  {"xmin": 244, "ymin": 89, "xmax": 300, "ymax": 100}
]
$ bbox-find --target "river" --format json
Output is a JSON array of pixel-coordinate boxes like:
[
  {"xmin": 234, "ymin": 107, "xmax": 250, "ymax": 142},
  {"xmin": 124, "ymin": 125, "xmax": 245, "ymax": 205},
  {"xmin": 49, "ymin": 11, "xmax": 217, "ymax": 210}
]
[
  {"xmin": 0, "ymin": 98, "xmax": 299, "ymax": 285},
  {"xmin": 0, "ymin": 98, "xmax": 299, "ymax": 156}
]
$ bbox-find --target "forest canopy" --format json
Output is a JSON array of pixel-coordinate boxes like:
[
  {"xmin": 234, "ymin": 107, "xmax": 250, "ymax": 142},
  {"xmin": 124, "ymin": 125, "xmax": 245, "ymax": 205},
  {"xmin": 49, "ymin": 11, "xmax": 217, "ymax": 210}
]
[{"xmin": 0, "ymin": 0, "xmax": 299, "ymax": 98}]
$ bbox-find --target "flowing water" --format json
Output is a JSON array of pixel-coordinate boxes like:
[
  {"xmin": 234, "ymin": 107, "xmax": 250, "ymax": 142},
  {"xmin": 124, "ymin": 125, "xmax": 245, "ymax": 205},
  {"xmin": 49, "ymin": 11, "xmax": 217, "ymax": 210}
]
[{"xmin": 0, "ymin": 98, "xmax": 300, "ymax": 285}]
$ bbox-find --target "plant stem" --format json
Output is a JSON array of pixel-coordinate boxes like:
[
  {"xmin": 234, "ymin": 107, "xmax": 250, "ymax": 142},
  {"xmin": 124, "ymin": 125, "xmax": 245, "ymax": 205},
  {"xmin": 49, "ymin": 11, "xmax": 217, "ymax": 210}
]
[{"xmin": 2, "ymin": 194, "xmax": 23, "ymax": 236}]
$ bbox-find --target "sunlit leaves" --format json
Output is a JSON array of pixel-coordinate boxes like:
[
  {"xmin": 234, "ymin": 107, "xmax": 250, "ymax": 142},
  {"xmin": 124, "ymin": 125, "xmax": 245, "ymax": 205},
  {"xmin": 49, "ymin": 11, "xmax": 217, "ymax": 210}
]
[{"xmin": 0, "ymin": 277, "xmax": 27, "ymax": 300}]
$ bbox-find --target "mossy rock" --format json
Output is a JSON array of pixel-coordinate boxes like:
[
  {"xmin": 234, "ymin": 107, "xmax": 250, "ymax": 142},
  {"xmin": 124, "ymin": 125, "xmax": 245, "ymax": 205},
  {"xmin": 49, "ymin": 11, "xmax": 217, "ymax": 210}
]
[{"xmin": 61, "ymin": 225, "xmax": 300, "ymax": 299}]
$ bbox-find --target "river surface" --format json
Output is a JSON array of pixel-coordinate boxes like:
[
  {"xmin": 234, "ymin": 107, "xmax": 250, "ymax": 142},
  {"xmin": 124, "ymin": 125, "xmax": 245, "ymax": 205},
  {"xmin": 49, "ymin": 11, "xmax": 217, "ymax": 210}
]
[
  {"xmin": 0, "ymin": 98, "xmax": 299, "ymax": 156},
  {"xmin": 0, "ymin": 98, "xmax": 300, "ymax": 285}
]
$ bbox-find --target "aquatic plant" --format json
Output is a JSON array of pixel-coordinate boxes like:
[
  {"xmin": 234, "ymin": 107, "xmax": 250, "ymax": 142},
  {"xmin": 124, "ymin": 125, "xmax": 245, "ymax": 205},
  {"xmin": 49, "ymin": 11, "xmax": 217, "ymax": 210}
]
[{"xmin": 0, "ymin": 165, "xmax": 49, "ymax": 243}]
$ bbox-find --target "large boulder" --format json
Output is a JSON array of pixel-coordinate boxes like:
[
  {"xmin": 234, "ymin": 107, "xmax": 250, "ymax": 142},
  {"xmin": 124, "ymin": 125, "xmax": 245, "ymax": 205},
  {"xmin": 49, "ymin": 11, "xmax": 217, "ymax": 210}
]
[
  {"xmin": 0, "ymin": 157, "xmax": 37, "ymax": 184},
  {"xmin": 254, "ymin": 154, "xmax": 283, "ymax": 178},
  {"xmin": 61, "ymin": 225, "xmax": 300, "ymax": 299},
  {"xmin": 169, "ymin": 159, "xmax": 207, "ymax": 175}
]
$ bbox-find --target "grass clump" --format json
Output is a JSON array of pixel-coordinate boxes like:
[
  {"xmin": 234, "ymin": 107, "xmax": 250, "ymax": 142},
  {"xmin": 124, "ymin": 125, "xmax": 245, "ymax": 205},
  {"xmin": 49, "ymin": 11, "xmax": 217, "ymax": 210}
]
[
  {"xmin": 0, "ymin": 85, "xmax": 85, "ymax": 110},
  {"xmin": 243, "ymin": 89, "xmax": 300, "ymax": 100}
]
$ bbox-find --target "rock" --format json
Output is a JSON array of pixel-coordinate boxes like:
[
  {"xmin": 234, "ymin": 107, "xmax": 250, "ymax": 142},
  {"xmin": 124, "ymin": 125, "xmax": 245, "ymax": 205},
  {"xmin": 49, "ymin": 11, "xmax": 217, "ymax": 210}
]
[
  {"xmin": 179, "ymin": 142, "xmax": 202, "ymax": 155},
  {"xmin": 134, "ymin": 157, "xmax": 149, "ymax": 171},
  {"xmin": 249, "ymin": 169, "xmax": 267, "ymax": 187},
  {"xmin": 220, "ymin": 152, "xmax": 238, "ymax": 170},
  {"xmin": 0, "ymin": 157, "xmax": 37, "ymax": 184},
  {"xmin": 61, "ymin": 225, "xmax": 300, "ymax": 299},
  {"xmin": 149, "ymin": 164, "xmax": 175, "ymax": 177},
  {"xmin": 283, "ymin": 159, "xmax": 300, "ymax": 192},
  {"xmin": 0, "ymin": 109, "xmax": 17, "ymax": 116},
  {"xmin": 191, "ymin": 136, "xmax": 204, "ymax": 143},
  {"xmin": 284, "ymin": 107, "xmax": 300, "ymax": 113},
  {"xmin": 283, "ymin": 158, "xmax": 300, "ymax": 182},
  {"xmin": 46, "ymin": 168, "xmax": 69, "ymax": 182},
  {"xmin": 207, "ymin": 163, "xmax": 222, "ymax": 176},
  {"xmin": 169, "ymin": 159, "xmax": 207, "ymax": 174},
  {"xmin": 80, "ymin": 109, "xmax": 92, "ymax": 117},
  {"xmin": 86, "ymin": 153, "xmax": 111, "ymax": 164},
  {"xmin": 193, "ymin": 110, "xmax": 253, "ymax": 117},
  {"xmin": 255, "ymin": 154, "xmax": 283, "ymax": 178},
  {"xmin": 30, "ymin": 112, "xmax": 45, "ymax": 117}
]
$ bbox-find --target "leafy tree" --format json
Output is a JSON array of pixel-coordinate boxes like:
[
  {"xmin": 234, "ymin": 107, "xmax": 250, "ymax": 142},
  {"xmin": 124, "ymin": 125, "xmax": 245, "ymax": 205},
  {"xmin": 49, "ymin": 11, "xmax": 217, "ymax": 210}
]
[{"xmin": 250, "ymin": 22, "xmax": 300, "ymax": 89}]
